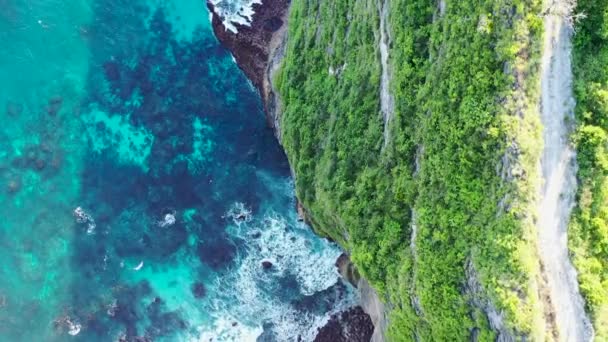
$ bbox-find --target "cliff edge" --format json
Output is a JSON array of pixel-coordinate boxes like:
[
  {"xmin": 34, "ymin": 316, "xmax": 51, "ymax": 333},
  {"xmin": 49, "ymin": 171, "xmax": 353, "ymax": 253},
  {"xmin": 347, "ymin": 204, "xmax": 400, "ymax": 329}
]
[
  {"xmin": 207, "ymin": 1, "xmax": 383, "ymax": 341},
  {"xmin": 206, "ymin": 0, "xmax": 287, "ymax": 136}
]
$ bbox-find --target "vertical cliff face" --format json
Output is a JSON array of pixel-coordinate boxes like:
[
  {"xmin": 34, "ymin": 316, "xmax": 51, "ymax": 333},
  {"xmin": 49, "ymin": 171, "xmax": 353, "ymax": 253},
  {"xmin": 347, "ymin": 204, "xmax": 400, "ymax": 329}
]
[
  {"xmin": 206, "ymin": 0, "xmax": 289, "ymax": 92},
  {"xmin": 207, "ymin": 1, "xmax": 382, "ymax": 340}
]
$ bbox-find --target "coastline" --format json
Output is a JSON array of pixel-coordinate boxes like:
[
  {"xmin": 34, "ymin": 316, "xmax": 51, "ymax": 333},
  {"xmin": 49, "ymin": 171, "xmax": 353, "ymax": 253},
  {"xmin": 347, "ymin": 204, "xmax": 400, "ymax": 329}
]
[
  {"xmin": 206, "ymin": 1, "xmax": 382, "ymax": 341},
  {"xmin": 206, "ymin": 0, "xmax": 288, "ymax": 133}
]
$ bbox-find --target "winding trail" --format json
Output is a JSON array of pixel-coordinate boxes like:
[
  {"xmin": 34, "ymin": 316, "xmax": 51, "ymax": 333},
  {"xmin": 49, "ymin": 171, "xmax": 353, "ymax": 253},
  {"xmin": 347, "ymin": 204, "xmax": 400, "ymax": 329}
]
[{"xmin": 538, "ymin": 1, "xmax": 594, "ymax": 340}]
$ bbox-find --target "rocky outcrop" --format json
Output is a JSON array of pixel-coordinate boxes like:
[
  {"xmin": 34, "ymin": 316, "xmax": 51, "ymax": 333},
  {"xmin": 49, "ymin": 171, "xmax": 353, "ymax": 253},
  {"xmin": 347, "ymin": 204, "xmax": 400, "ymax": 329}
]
[
  {"xmin": 206, "ymin": 0, "xmax": 288, "ymax": 136},
  {"xmin": 336, "ymin": 254, "xmax": 387, "ymax": 342},
  {"xmin": 314, "ymin": 306, "xmax": 374, "ymax": 342},
  {"xmin": 206, "ymin": 0, "xmax": 288, "ymax": 92}
]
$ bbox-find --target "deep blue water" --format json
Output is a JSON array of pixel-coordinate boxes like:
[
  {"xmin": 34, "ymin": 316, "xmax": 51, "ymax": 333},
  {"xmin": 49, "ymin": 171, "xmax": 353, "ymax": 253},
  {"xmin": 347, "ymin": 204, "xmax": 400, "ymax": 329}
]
[{"xmin": 0, "ymin": 1, "xmax": 354, "ymax": 341}]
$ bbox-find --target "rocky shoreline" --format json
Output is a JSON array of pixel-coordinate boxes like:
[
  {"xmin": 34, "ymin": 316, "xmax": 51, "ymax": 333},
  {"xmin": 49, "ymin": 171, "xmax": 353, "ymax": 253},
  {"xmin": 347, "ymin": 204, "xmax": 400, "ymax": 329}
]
[
  {"xmin": 206, "ymin": 0, "xmax": 288, "ymax": 135},
  {"xmin": 206, "ymin": 1, "xmax": 382, "ymax": 341},
  {"xmin": 206, "ymin": 0, "xmax": 287, "ymax": 91}
]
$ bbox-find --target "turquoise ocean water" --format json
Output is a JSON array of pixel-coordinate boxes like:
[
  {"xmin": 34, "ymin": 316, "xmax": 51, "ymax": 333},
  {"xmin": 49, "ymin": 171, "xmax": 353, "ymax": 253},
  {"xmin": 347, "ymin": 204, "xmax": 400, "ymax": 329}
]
[{"xmin": 0, "ymin": 1, "xmax": 354, "ymax": 341}]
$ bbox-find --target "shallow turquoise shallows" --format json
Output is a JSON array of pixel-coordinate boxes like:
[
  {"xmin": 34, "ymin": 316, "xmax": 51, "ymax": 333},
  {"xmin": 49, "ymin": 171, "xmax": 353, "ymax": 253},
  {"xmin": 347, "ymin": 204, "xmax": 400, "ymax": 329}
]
[{"xmin": 0, "ymin": 1, "xmax": 354, "ymax": 341}]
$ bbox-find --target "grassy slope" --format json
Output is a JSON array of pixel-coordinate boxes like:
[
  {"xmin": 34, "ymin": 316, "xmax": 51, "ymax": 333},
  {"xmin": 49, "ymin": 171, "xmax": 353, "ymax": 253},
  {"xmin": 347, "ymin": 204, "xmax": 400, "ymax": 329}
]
[
  {"xmin": 276, "ymin": 0, "xmax": 543, "ymax": 339},
  {"xmin": 570, "ymin": 0, "xmax": 608, "ymax": 339}
]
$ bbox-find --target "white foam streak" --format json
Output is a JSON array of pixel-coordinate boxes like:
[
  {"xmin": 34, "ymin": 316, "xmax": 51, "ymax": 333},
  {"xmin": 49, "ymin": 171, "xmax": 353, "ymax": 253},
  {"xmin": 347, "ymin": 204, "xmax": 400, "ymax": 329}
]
[{"xmin": 209, "ymin": 0, "xmax": 263, "ymax": 33}]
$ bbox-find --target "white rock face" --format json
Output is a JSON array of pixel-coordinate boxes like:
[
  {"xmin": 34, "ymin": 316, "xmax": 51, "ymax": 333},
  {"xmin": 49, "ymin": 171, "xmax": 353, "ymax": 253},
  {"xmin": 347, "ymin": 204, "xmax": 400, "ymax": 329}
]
[{"xmin": 538, "ymin": 1, "xmax": 594, "ymax": 340}]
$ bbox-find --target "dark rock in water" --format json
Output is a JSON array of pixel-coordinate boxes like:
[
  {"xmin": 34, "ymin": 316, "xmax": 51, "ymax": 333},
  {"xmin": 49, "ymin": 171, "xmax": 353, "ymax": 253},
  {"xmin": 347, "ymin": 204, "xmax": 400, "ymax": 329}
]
[
  {"xmin": 119, "ymin": 335, "xmax": 151, "ymax": 342},
  {"xmin": 206, "ymin": 0, "xmax": 289, "ymax": 92},
  {"xmin": 313, "ymin": 306, "xmax": 373, "ymax": 342},
  {"xmin": 191, "ymin": 282, "xmax": 206, "ymax": 298},
  {"xmin": 261, "ymin": 260, "xmax": 273, "ymax": 270}
]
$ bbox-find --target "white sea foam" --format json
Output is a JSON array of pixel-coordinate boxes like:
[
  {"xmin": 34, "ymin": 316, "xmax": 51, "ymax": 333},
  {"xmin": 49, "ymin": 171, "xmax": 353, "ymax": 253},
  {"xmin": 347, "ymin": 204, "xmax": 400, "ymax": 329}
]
[
  {"xmin": 67, "ymin": 320, "xmax": 81, "ymax": 336},
  {"xmin": 158, "ymin": 213, "xmax": 176, "ymax": 228},
  {"xmin": 209, "ymin": 0, "xmax": 263, "ymax": 33},
  {"xmin": 194, "ymin": 197, "xmax": 356, "ymax": 341},
  {"xmin": 73, "ymin": 206, "xmax": 96, "ymax": 234},
  {"xmin": 249, "ymin": 174, "xmax": 344, "ymax": 293},
  {"xmin": 228, "ymin": 211, "xmax": 343, "ymax": 295},
  {"xmin": 225, "ymin": 202, "xmax": 253, "ymax": 226},
  {"xmin": 196, "ymin": 316, "xmax": 263, "ymax": 342}
]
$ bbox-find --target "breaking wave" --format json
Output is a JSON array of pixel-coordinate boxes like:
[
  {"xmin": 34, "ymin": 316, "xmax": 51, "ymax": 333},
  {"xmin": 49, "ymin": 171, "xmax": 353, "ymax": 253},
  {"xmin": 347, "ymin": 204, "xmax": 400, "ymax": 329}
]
[
  {"xmin": 196, "ymin": 199, "xmax": 356, "ymax": 341},
  {"xmin": 209, "ymin": 0, "xmax": 262, "ymax": 33}
]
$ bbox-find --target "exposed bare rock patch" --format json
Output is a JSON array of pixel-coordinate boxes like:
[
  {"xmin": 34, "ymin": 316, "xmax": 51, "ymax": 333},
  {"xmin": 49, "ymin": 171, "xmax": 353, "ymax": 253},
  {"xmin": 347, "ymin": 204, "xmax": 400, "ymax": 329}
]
[{"xmin": 537, "ymin": 1, "xmax": 594, "ymax": 340}]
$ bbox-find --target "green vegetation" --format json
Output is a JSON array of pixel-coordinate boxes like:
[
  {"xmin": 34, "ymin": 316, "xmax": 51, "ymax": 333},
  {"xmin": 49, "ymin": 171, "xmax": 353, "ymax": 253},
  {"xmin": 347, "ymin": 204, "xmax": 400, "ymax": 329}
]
[
  {"xmin": 570, "ymin": 0, "xmax": 608, "ymax": 339},
  {"xmin": 277, "ymin": 0, "xmax": 544, "ymax": 339}
]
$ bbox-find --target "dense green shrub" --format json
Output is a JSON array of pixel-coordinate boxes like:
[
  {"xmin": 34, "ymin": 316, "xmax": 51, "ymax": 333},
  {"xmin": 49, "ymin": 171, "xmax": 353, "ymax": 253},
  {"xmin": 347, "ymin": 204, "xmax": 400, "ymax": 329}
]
[
  {"xmin": 277, "ymin": 0, "xmax": 543, "ymax": 339},
  {"xmin": 570, "ymin": 0, "xmax": 608, "ymax": 339}
]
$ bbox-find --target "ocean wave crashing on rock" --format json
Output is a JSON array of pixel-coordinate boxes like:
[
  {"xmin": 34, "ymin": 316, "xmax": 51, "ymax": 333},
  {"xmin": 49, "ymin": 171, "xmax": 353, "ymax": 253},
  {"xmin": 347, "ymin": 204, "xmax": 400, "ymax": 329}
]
[{"xmin": 209, "ymin": 0, "xmax": 262, "ymax": 33}]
